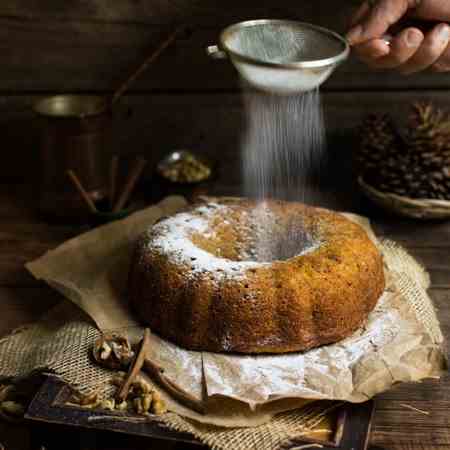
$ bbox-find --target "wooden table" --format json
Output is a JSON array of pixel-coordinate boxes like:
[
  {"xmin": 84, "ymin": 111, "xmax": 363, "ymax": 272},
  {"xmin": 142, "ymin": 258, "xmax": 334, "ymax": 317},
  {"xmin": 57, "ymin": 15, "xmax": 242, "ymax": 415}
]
[
  {"xmin": 1, "ymin": 0, "xmax": 450, "ymax": 446},
  {"xmin": 0, "ymin": 176, "xmax": 449, "ymax": 450}
]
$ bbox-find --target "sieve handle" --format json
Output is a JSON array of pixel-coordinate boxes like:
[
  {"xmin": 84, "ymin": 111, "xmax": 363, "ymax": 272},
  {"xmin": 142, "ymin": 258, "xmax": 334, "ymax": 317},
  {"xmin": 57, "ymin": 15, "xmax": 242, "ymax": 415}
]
[{"xmin": 206, "ymin": 45, "xmax": 227, "ymax": 59}]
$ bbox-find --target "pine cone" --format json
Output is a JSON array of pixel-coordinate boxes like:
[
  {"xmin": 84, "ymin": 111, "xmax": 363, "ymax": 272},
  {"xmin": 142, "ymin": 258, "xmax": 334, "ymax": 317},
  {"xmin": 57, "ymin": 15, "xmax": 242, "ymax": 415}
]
[
  {"xmin": 357, "ymin": 102, "xmax": 450, "ymax": 200},
  {"xmin": 355, "ymin": 113, "xmax": 401, "ymax": 174}
]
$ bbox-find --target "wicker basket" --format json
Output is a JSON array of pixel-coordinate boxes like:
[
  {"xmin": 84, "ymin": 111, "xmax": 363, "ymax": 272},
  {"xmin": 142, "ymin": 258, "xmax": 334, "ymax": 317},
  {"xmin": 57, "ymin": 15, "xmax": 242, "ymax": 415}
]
[{"xmin": 358, "ymin": 177, "xmax": 450, "ymax": 220}]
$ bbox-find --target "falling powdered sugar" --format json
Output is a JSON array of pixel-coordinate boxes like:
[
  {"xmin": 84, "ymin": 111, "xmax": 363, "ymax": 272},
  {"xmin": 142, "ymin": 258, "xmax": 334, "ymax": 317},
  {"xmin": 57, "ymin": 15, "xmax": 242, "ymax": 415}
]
[{"xmin": 241, "ymin": 88, "xmax": 327, "ymax": 257}]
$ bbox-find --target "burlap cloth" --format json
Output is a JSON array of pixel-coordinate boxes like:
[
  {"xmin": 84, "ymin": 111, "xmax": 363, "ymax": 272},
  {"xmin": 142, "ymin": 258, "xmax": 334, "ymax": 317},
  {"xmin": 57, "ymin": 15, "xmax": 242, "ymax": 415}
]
[{"xmin": 0, "ymin": 196, "xmax": 446, "ymax": 450}]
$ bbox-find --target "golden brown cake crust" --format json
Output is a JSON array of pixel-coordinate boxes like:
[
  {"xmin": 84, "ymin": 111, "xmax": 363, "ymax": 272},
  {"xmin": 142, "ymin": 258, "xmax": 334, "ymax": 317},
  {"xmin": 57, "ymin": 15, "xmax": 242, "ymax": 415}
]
[{"xmin": 128, "ymin": 198, "xmax": 385, "ymax": 354}]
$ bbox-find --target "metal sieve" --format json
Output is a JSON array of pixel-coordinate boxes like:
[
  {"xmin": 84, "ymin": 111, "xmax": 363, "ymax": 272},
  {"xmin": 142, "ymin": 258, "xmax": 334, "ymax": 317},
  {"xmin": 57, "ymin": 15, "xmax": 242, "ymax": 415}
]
[{"xmin": 207, "ymin": 19, "xmax": 349, "ymax": 94}]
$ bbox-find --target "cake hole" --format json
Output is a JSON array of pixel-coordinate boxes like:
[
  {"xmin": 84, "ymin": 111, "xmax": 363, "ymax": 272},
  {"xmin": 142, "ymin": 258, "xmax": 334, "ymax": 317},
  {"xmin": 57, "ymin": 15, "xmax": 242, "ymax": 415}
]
[{"xmin": 190, "ymin": 204, "xmax": 320, "ymax": 263}]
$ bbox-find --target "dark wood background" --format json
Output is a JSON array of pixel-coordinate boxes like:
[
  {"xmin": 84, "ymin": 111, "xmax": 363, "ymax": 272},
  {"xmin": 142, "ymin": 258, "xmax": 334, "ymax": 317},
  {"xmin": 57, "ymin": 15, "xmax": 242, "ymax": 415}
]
[
  {"xmin": 2, "ymin": 0, "xmax": 450, "ymax": 183},
  {"xmin": 0, "ymin": 2, "xmax": 449, "ymax": 450}
]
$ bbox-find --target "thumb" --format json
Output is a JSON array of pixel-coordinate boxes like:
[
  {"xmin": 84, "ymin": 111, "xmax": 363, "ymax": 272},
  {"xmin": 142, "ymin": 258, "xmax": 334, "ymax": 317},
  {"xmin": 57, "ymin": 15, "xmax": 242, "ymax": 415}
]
[{"xmin": 347, "ymin": 0, "xmax": 415, "ymax": 45}]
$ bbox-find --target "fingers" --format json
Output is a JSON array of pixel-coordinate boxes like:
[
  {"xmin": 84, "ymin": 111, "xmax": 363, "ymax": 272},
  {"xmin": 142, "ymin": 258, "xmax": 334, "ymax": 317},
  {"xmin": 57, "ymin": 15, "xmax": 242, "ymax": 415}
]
[
  {"xmin": 399, "ymin": 23, "xmax": 450, "ymax": 73},
  {"xmin": 352, "ymin": 23, "xmax": 450, "ymax": 73},
  {"xmin": 349, "ymin": 1, "xmax": 371, "ymax": 27},
  {"xmin": 347, "ymin": 0, "xmax": 450, "ymax": 73},
  {"xmin": 347, "ymin": 0, "xmax": 413, "ymax": 45},
  {"xmin": 431, "ymin": 43, "xmax": 450, "ymax": 71},
  {"xmin": 354, "ymin": 27, "xmax": 424, "ymax": 69},
  {"xmin": 352, "ymin": 39, "xmax": 390, "ymax": 66}
]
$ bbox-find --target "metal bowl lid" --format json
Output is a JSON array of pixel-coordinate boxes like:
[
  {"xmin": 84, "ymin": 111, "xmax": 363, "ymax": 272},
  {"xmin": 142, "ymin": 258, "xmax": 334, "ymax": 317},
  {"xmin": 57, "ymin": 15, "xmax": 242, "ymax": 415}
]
[{"xmin": 33, "ymin": 95, "xmax": 107, "ymax": 118}]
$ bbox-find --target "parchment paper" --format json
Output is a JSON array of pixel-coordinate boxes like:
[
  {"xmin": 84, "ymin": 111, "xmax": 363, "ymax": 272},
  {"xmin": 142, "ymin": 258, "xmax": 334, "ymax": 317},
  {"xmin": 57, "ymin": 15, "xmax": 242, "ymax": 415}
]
[{"xmin": 26, "ymin": 196, "xmax": 447, "ymax": 418}]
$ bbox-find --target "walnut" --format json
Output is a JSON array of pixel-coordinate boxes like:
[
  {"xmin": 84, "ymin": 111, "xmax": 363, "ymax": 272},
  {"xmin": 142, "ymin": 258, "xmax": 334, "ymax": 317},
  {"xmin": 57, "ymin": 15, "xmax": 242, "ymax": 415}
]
[
  {"xmin": 130, "ymin": 377, "xmax": 152, "ymax": 396},
  {"xmin": 141, "ymin": 394, "xmax": 153, "ymax": 413},
  {"xmin": 99, "ymin": 342, "xmax": 112, "ymax": 360},
  {"xmin": 110, "ymin": 372, "xmax": 127, "ymax": 386},
  {"xmin": 1, "ymin": 401, "xmax": 25, "ymax": 417},
  {"xmin": 152, "ymin": 399, "xmax": 167, "ymax": 415},
  {"xmin": 69, "ymin": 391, "xmax": 99, "ymax": 407},
  {"xmin": 92, "ymin": 334, "xmax": 135, "ymax": 369},
  {"xmin": 133, "ymin": 397, "xmax": 144, "ymax": 415},
  {"xmin": 148, "ymin": 390, "xmax": 167, "ymax": 415},
  {"xmin": 99, "ymin": 399, "xmax": 115, "ymax": 411},
  {"xmin": 0, "ymin": 384, "xmax": 29, "ymax": 423},
  {"xmin": 115, "ymin": 400, "xmax": 128, "ymax": 411},
  {"xmin": 152, "ymin": 390, "xmax": 162, "ymax": 403}
]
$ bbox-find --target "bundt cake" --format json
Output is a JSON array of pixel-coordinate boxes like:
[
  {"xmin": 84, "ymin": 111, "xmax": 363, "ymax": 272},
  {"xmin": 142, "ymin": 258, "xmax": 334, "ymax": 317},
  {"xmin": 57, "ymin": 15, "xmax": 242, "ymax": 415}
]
[{"xmin": 129, "ymin": 198, "xmax": 385, "ymax": 354}]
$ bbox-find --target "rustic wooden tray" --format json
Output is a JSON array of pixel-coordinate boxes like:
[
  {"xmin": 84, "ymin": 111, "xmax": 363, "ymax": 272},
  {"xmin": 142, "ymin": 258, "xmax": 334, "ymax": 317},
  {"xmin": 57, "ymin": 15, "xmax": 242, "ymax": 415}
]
[{"xmin": 25, "ymin": 376, "xmax": 375, "ymax": 450}]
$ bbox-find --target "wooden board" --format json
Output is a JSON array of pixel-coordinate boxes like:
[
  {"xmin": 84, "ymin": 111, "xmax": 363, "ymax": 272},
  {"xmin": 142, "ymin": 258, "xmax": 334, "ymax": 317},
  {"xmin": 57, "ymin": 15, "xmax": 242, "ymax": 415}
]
[
  {"xmin": 26, "ymin": 376, "xmax": 201, "ymax": 446},
  {"xmin": 25, "ymin": 376, "xmax": 375, "ymax": 450}
]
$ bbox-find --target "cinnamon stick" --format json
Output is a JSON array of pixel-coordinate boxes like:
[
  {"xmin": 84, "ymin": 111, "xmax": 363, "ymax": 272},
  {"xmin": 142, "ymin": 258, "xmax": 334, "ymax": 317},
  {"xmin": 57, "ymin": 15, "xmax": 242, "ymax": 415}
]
[
  {"xmin": 116, "ymin": 328, "xmax": 150, "ymax": 402},
  {"xmin": 116, "ymin": 327, "xmax": 205, "ymax": 414},
  {"xmin": 66, "ymin": 170, "xmax": 98, "ymax": 214},
  {"xmin": 143, "ymin": 358, "xmax": 205, "ymax": 415},
  {"xmin": 109, "ymin": 155, "xmax": 119, "ymax": 209},
  {"xmin": 112, "ymin": 157, "xmax": 147, "ymax": 212}
]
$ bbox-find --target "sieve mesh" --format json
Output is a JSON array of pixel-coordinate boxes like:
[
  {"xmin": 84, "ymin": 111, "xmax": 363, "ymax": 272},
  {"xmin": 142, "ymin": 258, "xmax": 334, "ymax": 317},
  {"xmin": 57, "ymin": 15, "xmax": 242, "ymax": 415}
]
[
  {"xmin": 225, "ymin": 22, "xmax": 345, "ymax": 64},
  {"xmin": 212, "ymin": 20, "xmax": 349, "ymax": 93}
]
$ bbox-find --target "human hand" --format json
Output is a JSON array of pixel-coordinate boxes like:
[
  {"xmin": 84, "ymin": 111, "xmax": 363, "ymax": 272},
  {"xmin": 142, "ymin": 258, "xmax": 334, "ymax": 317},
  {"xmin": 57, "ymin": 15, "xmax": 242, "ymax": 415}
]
[{"xmin": 347, "ymin": 0, "xmax": 450, "ymax": 73}]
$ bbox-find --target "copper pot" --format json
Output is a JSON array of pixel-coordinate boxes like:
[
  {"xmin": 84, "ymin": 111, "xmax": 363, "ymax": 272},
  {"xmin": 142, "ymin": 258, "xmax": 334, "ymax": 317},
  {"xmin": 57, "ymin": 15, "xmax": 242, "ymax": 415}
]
[{"xmin": 34, "ymin": 95, "xmax": 110, "ymax": 220}]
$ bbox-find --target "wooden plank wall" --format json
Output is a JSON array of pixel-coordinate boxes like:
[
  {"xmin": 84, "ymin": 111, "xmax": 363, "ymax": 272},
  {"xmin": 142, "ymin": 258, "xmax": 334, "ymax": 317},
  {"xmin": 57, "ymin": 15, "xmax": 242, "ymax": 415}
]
[
  {"xmin": 1, "ymin": 1, "xmax": 450, "ymax": 92},
  {"xmin": 2, "ymin": 0, "xmax": 450, "ymax": 183}
]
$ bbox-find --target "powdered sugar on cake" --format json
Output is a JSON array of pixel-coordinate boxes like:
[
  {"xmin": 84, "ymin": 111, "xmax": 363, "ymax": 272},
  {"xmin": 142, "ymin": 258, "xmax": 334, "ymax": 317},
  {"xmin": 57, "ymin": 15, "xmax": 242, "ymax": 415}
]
[
  {"xmin": 147, "ymin": 203, "xmax": 266, "ymax": 282},
  {"xmin": 146, "ymin": 202, "xmax": 319, "ymax": 283}
]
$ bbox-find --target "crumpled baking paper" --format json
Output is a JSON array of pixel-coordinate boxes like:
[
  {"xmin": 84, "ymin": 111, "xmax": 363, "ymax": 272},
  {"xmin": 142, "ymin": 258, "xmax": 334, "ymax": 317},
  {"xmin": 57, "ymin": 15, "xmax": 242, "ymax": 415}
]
[{"xmin": 26, "ymin": 196, "xmax": 447, "ymax": 414}]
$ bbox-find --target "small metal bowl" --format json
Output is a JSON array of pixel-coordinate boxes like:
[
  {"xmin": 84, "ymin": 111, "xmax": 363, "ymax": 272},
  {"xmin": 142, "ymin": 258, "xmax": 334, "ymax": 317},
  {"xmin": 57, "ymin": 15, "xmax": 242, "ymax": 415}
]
[
  {"xmin": 89, "ymin": 199, "xmax": 137, "ymax": 226},
  {"xmin": 91, "ymin": 206, "xmax": 136, "ymax": 226},
  {"xmin": 156, "ymin": 150, "xmax": 214, "ymax": 185}
]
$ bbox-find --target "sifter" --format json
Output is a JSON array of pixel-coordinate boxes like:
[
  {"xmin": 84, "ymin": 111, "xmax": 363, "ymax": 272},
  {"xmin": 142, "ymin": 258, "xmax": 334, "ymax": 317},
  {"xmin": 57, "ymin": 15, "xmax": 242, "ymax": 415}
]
[{"xmin": 207, "ymin": 19, "xmax": 349, "ymax": 94}]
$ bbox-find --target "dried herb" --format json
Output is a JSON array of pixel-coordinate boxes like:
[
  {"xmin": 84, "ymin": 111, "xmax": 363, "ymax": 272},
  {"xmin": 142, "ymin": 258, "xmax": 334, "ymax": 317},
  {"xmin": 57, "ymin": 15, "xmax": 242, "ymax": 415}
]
[{"xmin": 159, "ymin": 152, "xmax": 212, "ymax": 183}]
